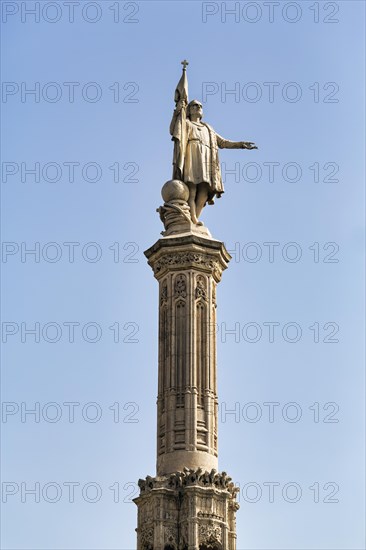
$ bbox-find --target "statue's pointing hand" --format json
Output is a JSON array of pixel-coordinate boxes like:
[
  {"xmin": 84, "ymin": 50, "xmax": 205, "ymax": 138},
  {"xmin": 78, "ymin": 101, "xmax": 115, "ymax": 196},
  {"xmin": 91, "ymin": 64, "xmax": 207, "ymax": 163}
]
[{"xmin": 241, "ymin": 141, "xmax": 258, "ymax": 150}]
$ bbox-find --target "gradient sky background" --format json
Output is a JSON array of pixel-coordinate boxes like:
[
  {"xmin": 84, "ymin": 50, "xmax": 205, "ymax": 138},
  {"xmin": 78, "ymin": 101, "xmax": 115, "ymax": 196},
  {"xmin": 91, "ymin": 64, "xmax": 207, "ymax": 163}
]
[{"xmin": 1, "ymin": 1, "xmax": 365, "ymax": 549}]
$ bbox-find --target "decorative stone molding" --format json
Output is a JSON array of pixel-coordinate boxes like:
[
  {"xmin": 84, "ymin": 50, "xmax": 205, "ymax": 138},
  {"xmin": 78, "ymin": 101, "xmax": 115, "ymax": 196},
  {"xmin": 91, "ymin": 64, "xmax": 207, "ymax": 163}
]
[
  {"xmin": 138, "ymin": 468, "xmax": 238, "ymax": 496},
  {"xmin": 197, "ymin": 510, "xmax": 224, "ymax": 521},
  {"xmin": 165, "ymin": 525, "xmax": 177, "ymax": 545},
  {"xmin": 140, "ymin": 525, "xmax": 154, "ymax": 546},
  {"xmin": 154, "ymin": 251, "xmax": 221, "ymax": 279},
  {"xmin": 199, "ymin": 523, "xmax": 222, "ymax": 544},
  {"xmin": 144, "ymin": 235, "xmax": 231, "ymax": 283}
]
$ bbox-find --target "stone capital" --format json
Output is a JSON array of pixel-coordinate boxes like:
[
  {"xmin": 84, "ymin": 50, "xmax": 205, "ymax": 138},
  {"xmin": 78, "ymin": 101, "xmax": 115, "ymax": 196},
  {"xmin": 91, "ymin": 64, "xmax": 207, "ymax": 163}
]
[{"xmin": 144, "ymin": 234, "xmax": 231, "ymax": 283}]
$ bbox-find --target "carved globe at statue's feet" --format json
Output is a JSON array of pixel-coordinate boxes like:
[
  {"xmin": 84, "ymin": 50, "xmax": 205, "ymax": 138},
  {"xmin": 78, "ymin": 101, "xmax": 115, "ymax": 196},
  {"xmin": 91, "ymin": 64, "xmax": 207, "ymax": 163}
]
[
  {"xmin": 159, "ymin": 179, "xmax": 211, "ymax": 238},
  {"xmin": 161, "ymin": 179, "xmax": 189, "ymax": 203}
]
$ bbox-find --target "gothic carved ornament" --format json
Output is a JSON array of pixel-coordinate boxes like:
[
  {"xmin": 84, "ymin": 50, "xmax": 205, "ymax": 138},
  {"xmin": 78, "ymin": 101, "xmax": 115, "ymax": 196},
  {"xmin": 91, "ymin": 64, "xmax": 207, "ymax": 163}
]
[
  {"xmin": 140, "ymin": 525, "xmax": 154, "ymax": 546},
  {"xmin": 160, "ymin": 283, "xmax": 168, "ymax": 305},
  {"xmin": 199, "ymin": 523, "xmax": 222, "ymax": 544},
  {"xmin": 153, "ymin": 251, "xmax": 223, "ymax": 281},
  {"xmin": 165, "ymin": 525, "xmax": 177, "ymax": 545},
  {"xmin": 195, "ymin": 275, "xmax": 207, "ymax": 301},
  {"xmin": 138, "ymin": 468, "xmax": 238, "ymax": 496},
  {"xmin": 174, "ymin": 274, "xmax": 187, "ymax": 298}
]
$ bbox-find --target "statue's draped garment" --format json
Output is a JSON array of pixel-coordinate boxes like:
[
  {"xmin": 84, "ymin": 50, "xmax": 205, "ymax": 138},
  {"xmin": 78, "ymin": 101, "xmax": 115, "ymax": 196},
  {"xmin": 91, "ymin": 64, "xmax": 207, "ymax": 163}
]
[
  {"xmin": 171, "ymin": 114, "xmax": 245, "ymax": 204},
  {"xmin": 170, "ymin": 65, "xmax": 247, "ymax": 205}
]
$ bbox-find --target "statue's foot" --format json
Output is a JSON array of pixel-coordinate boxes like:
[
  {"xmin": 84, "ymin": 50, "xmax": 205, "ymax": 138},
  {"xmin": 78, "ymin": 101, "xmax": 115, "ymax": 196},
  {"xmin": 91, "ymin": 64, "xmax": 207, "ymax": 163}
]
[{"xmin": 196, "ymin": 221, "xmax": 204, "ymax": 226}]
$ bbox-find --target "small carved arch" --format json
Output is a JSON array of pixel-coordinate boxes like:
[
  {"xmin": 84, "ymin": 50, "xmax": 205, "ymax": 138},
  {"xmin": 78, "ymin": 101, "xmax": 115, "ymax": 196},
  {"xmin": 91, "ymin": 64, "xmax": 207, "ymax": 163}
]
[
  {"xmin": 174, "ymin": 273, "xmax": 187, "ymax": 299},
  {"xmin": 195, "ymin": 274, "xmax": 207, "ymax": 301},
  {"xmin": 164, "ymin": 545, "xmax": 176, "ymax": 550}
]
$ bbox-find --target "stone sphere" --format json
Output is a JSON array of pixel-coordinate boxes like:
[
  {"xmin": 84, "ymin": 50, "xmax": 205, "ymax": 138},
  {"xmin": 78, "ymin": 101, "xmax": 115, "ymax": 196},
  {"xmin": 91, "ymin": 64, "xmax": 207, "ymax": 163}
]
[{"xmin": 161, "ymin": 179, "xmax": 189, "ymax": 203}]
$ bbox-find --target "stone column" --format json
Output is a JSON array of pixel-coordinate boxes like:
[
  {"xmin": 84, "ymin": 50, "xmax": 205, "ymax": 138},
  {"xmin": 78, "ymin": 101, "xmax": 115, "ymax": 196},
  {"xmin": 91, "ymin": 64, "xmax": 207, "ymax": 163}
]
[
  {"xmin": 144, "ymin": 234, "xmax": 231, "ymax": 476},
  {"xmin": 134, "ymin": 231, "xmax": 239, "ymax": 550}
]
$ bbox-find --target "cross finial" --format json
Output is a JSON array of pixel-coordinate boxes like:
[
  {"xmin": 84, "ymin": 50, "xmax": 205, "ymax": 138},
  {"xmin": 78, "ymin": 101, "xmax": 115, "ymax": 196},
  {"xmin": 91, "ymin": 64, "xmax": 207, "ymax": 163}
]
[{"xmin": 181, "ymin": 59, "xmax": 189, "ymax": 71}]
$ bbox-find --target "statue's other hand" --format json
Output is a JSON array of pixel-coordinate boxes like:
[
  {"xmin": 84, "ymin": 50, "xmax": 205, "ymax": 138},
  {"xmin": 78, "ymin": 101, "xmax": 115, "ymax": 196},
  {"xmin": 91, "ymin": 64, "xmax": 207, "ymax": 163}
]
[{"xmin": 242, "ymin": 141, "xmax": 258, "ymax": 150}]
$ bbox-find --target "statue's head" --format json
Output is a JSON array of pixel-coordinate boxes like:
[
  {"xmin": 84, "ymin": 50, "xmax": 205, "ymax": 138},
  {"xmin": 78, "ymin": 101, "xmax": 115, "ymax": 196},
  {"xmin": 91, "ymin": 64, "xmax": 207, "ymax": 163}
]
[{"xmin": 187, "ymin": 99, "xmax": 203, "ymax": 120}]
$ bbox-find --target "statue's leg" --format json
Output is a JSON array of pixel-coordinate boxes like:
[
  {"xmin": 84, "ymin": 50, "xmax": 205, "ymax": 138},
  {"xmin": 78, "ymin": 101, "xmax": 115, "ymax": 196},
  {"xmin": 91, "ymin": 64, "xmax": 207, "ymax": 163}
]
[
  {"xmin": 195, "ymin": 182, "xmax": 209, "ymax": 220},
  {"xmin": 187, "ymin": 183, "xmax": 199, "ymax": 224}
]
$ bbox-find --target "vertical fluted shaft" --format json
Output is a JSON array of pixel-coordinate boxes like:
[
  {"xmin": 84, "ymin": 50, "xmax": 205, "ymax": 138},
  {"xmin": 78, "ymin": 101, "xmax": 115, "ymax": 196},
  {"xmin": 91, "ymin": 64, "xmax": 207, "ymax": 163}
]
[{"xmin": 144, "ymin": 235, "xmax": 231, "ymax": 476}]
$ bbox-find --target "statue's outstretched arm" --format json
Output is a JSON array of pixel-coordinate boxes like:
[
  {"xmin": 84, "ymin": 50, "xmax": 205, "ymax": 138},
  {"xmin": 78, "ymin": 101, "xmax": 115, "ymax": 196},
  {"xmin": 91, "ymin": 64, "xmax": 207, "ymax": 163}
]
[{"xmin": 216, "ymin": 133, "xmax": 257, "ymax": 150}]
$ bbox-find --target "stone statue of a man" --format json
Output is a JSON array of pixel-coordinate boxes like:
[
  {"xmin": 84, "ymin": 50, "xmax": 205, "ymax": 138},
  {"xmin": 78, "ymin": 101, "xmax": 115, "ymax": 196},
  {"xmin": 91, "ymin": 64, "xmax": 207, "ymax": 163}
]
[{"xmin": 170, "ymin": 98, "xmax": 257, "ymax": 225}]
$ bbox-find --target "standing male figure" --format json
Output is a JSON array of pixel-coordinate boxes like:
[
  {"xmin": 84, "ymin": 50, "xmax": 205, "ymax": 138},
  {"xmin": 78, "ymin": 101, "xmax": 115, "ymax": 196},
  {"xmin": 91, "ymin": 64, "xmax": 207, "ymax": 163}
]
[{"xmin": 170, "ymin": 94, "xmax": 258, "ymax": 225}]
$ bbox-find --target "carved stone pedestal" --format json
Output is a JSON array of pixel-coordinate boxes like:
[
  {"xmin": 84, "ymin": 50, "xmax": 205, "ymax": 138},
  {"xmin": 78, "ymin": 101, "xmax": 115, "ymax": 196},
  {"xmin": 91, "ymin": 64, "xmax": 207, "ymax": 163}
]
[
  {"xmin": 135, "ymin": 234, "xmax": 238, "ymax": 550},
  {"xmin": 135, "ymin": 470, "xmax": 239, "ymax": 550}
]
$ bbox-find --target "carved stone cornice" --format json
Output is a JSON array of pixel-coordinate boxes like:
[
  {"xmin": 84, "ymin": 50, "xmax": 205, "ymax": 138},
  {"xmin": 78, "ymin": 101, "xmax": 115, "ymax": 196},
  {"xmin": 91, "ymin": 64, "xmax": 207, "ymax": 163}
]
[
  {"xmin": 137, "ymin": 468, "xmax": 238, "ymax": 498},
  {"xmin": 144, "ymin": 235, "xmax": 231, "ymax": 283}
]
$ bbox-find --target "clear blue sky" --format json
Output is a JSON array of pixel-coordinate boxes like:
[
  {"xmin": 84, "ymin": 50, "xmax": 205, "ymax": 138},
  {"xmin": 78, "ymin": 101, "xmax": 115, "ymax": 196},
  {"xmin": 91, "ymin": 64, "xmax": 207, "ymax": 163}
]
[{"xmin": 1, "ymin": 1, "xmax": 365, "ymax": 549}]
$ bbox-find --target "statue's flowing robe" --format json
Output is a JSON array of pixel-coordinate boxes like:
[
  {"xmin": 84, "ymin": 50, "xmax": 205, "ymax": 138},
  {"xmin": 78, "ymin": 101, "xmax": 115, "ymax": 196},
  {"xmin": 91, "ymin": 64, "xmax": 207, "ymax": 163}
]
[{"xmin": 170, "ymin": 115, "xmax": 243, "ymax": 205}]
